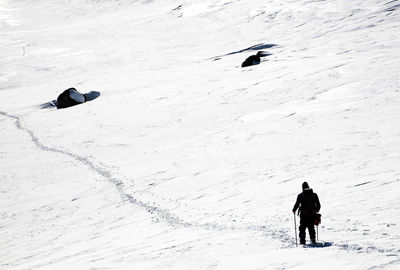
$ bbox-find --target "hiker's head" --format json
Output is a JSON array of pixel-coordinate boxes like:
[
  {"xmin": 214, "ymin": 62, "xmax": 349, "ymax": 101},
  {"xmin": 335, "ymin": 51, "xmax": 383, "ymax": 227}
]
[{"xmin": 302, "ymin": 182, "xmax": 309, "ymax": 190}]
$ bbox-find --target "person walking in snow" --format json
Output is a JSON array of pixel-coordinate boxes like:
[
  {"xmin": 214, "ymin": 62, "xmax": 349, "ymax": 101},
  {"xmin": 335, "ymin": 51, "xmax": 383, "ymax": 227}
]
[{"xmin": 292, "ymin": 182, "xmax": 321, "ymax": 245}]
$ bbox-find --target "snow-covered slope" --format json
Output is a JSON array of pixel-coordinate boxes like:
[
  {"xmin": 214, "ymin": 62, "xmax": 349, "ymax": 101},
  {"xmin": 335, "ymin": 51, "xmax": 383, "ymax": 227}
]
[{"xmin": 1, "ymin": 0, "xmax": 400, "ymax": 269}]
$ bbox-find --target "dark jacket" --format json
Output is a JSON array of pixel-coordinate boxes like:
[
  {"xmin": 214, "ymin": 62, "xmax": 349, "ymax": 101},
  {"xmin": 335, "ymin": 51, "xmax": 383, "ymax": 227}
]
[{"xmin": 293, "ymin": 188, "xmax": 320, "ymax": 216}]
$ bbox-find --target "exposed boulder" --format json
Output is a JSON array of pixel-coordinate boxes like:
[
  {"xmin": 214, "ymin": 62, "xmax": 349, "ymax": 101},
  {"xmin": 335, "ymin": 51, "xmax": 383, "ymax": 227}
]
[
  {"xmin": 56, "ymin": 88, "xmax": 86, "ymax": 109},
  {"xmin": 241, "ymin": 51, "xmax": 270, "ymax": 68},
  {"xmin": 39, "ymin": 88, "xmax": 100, "ymax": 109}
]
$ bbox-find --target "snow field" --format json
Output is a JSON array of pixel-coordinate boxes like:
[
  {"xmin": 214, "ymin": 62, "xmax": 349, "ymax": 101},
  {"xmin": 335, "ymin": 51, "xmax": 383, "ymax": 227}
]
[{"xmin": 1, "ymin": 0, "xmax": 400, "ymax": 269}]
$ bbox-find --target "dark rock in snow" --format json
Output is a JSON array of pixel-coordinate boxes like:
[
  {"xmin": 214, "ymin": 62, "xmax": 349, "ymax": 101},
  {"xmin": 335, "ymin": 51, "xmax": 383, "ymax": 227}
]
[
  {"xmin": 241, "ymin": 51, "xmax": 270, "ymax": 68},
  {"xmin": 39, "ymin": 88, "xmax": 100, "ymax": 109},
  {"xmin": 56, "ymin": 88, "xmax": 86, "ymax": 109}
]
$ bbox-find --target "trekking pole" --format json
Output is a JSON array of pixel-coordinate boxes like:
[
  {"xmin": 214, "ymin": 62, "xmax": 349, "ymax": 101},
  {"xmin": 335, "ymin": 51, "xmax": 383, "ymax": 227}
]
[
  {"xmin": 294, "ymin": 212, "xmax": 298, "ymax": 247},
  {"xmin": 316, "ymin": 225, "xmax": 319, "ymax": 242}
]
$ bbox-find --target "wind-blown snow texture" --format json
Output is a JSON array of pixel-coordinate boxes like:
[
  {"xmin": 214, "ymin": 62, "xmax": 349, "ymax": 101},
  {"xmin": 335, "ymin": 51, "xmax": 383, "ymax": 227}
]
[{"xmin": 1, "ymin": 0, "xmax": 400, "ymax": 269}]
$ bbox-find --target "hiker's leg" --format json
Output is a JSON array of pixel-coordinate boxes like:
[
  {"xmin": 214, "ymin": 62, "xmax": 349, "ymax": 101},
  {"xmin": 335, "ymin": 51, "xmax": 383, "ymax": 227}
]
[
  {"xmin": 307, "ymin": 217, "xmax": 316, "ymax": 243},
  {"xmin": 299, "ymin": 216, "xmax": 306, "ymax": 244}
]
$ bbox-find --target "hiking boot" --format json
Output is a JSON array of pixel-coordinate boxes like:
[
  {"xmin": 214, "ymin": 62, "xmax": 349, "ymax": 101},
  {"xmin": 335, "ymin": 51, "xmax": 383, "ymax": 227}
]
[
  {"xmin": 300, "ymin": 240, "xmax": 305, "ymax": 245},
  {"xmin": 311, "ymin": 239, "xmax": 316, "ymax": 245}
]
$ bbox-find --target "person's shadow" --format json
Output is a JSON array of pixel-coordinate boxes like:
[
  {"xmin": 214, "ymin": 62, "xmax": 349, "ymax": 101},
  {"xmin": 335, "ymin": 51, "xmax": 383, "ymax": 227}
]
[
  {"xmin": 39, "ymin": 91, "xmax": 101, "ymax": 109},
  {"xmin": 304, "ymin": 241, "xmax": 333, "ymax": 248}
]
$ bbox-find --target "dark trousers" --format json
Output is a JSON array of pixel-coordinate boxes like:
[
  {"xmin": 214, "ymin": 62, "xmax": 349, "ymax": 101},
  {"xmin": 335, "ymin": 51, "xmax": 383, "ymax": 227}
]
[{"xmin": 299, "ymin": 215, "xmax": 316, "ymax": 243}]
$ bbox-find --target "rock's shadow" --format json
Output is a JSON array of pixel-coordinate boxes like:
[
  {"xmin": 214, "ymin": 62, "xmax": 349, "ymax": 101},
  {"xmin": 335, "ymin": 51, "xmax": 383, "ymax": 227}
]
[
  {"xmin": 39, "ymin": 100, "xmax": 57, "ymax": 109},
  {"xmin": 226, "ymin": 43, "xmax": 277, "ymax": 56},
  {"xmin": 211, "ymin": 43, "xmax": 277, "ymax": 60},
  {"xmin": 84, "ymin": 91, "xmax": 101, "ymax": 102}
]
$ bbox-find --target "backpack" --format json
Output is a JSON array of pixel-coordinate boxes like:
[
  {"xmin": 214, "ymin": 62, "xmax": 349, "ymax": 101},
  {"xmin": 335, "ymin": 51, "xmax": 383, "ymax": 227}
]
[
  {"xmin": 300, "ymin": 190, "xmax": 318, "ymax": 215},
  {"xmin": 314, "ymin": 213, "xmax": 321, "ymax": 226}
]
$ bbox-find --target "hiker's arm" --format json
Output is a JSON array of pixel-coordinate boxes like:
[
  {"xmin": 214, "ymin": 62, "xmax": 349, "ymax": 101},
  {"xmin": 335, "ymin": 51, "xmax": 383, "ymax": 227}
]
[{"xmin": 292, "ymin": 194, "xmax": 301, "ymax": 213}]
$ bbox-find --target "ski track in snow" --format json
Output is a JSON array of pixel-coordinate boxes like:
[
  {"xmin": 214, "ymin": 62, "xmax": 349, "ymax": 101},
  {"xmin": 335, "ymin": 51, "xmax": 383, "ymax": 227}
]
[
  {"xmin": 1, "ymin": 110, "xmax": 399, "ymax": 258},
  {"xmin": 0, "ymin": 110, "xmax": 288, "ymax": 237}
]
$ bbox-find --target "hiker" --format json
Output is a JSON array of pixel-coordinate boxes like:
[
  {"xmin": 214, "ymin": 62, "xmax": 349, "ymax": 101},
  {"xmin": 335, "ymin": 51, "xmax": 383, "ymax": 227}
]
[{"xmin": 292, "ymin": 182, "xmax": 321, "ymax": 245}]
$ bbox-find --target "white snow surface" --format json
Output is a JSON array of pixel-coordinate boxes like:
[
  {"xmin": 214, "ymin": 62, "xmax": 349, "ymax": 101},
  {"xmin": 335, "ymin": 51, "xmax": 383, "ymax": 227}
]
[{"xmin": 1, "ymin": 0, "xmax": 400, "ymax": 269}]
